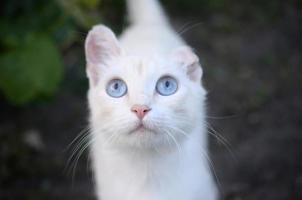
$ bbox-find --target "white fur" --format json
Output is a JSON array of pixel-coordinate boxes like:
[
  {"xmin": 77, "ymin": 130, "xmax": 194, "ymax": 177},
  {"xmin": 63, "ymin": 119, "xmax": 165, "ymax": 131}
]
[{"xmin": 85, "ymin": 0, "xmax": 218, "ymax": 199}]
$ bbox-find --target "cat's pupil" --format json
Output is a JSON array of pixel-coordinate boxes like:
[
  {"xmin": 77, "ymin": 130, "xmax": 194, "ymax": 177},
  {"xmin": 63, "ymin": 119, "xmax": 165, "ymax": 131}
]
[
  {"xmin": 114, "ymin": 83, "xmax": 119, "ymax": 90},
  {"xmin": 165, "ymin": 81, "xmax": 170, "ymax": 88}
]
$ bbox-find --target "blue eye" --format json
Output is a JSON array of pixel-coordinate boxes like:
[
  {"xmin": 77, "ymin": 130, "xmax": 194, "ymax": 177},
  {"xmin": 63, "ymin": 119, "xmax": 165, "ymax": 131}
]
[
  {"xmin": 156, "ymin": 76, "xmax": 178, "ymax": 96},
  {"xmin": 106, "ymin": 79, "xmax": 127, "ymax": 98}
]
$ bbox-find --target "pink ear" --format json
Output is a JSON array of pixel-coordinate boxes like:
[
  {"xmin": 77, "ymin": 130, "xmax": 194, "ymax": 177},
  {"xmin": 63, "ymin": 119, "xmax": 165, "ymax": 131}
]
[
  {"xmin": 85, "ymin": 25, "xmax": 121, "ymax": 85},
  {"xmin": 85, "ymin": 25, "xmax": 121, "ymax": 64},
  {"xmin": 171, "ymin": 46, "xmax": 203, "ymax": 82}
]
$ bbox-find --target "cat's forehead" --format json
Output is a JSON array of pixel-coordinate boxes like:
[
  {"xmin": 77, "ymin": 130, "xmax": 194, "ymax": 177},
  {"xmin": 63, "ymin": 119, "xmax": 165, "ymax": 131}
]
[
  {"xmin": 122, "ymin": 56, "xmax": 166, "ymax": 71},
  {"xmin": 107, "ymin": 56, "xmax": 179, "ymax": 81}
]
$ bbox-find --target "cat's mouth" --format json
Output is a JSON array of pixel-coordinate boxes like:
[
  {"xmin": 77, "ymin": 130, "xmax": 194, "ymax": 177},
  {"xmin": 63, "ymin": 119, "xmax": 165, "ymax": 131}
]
[{"xmin": 130, "ymin": 122, "xmax": 154, "ymax": 134}]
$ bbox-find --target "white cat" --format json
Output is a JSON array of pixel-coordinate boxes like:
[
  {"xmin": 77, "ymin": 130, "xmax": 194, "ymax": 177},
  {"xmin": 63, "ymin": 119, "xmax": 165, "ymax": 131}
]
[{"xmin": 85, "ymin": 0, "xmax": 218, "ymax": 199}]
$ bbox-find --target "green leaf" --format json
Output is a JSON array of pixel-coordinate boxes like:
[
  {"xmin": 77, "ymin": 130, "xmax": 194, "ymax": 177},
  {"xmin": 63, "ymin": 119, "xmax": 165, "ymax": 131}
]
[{"xmin": 0, "ymin": 34, "xmax": 63, "ymax": 105}]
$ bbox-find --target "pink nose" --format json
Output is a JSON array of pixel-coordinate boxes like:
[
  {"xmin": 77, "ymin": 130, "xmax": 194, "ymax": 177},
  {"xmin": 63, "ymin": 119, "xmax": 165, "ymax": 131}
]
[{"xmin": 131, "ymin": 105, "xmax": 151, "ymax": 119}]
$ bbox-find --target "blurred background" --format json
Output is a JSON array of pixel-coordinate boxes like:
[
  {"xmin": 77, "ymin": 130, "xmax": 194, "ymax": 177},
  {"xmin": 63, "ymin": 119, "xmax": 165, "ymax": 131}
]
[{"xmin": 0, "ymin": 0, "xmax": 301, "ymax": 199}]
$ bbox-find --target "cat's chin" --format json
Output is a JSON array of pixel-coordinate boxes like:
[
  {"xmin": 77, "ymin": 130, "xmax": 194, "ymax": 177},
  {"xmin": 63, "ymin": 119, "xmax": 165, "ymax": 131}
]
[{"xmin": 107, "ymin": 124, "xmax": 164, "ymax": 150}]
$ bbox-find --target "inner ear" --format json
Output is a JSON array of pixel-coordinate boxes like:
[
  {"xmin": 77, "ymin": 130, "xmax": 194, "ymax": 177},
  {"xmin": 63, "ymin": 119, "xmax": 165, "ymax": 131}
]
[
  {"xmin": 85, "ymin": 25, "xmax": 121, "ymax": 64},
  {"xmin": 170, "ymin": 46, "xmax": 203, "ymax": 82},
  {"xmin": 85, "ymin": 25, "xmax": 121, "ymax": 86}
]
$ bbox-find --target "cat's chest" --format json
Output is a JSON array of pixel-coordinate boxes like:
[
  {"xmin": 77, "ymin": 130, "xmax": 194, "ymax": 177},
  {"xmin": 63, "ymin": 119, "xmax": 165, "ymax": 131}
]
[
  {"xmin": 99, "ymin": 172, "xmax": 192, "ymax": 200},
  {"xmin": 95, "ymin": 151, "xmax": 196, "ymax": 200}
]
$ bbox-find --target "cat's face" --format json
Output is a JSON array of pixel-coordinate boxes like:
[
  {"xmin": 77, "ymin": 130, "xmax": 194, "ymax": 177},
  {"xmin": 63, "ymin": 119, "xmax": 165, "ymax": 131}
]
[{"xmin": 86, "ymin": 25, "xmax": 206, "ymax": 150}]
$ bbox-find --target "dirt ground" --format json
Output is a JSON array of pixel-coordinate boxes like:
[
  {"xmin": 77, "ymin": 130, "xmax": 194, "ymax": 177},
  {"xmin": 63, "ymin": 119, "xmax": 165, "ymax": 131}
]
[{"xmin": 0, "ymin": 2, "xmax": 302, "ymax": 200}]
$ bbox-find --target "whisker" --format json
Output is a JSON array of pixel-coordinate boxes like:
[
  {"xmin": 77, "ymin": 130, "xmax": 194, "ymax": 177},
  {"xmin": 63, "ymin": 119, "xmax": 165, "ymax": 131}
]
[
  {"xmin": 71, "ymin": 135, "xmax": 95, "ymax": 184},
  {"xmin": 176, "ymin": 21, "xmax": 196, "ymax": 35},
  {"xmin": 162, "ymin": 128, "xmax": 182, "ymax": 156},
  {"xmin": 64, "ymin": 119, "xmax": 127, "ymax": 181},
  {"xmin": 178, "ymin": 21, "xmax": 204, "ymax": 36},
  {"xmin": 64, "ymin": 126, "xmax": 90, "ymax": 152},
  {"xmin": 65, "ymin": 131, "xmax": 90, "ymax": 174},
  {"xmin": 206, "ymin": 114, "xmax": 240, "ymax": 120},
  {"xmin": 205, "ymin": 122, "xmax": 237, "ymax": 162},
  {"xmin": 199, "ymin": 149, "xmax": 223, "ymax": 196},
  {"xmin": 151, "ymin": 117, "xmax": 236, "ymax": 160}
]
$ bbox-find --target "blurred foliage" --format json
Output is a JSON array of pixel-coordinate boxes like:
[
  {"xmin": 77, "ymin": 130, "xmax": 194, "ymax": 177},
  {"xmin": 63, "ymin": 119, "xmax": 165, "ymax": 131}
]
[
  {"xmin": 0, "ymin": 0, "xmax": 101, "ymax": 105},
  {"xmin": 0, "ymin": 35, "xmax": 63, "ymax": 104},
  {"xmin": 57, "ymin": 0, "xmax": 101, "ymax": 28}
]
